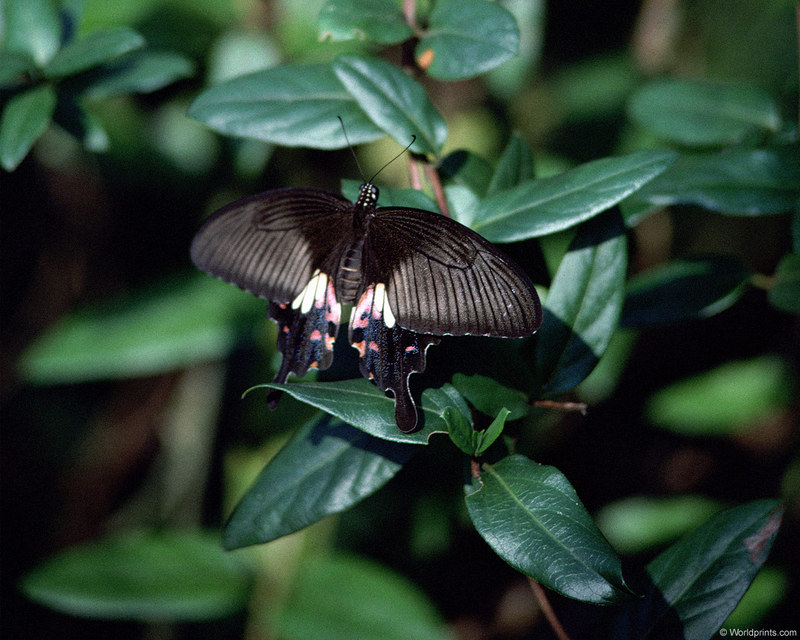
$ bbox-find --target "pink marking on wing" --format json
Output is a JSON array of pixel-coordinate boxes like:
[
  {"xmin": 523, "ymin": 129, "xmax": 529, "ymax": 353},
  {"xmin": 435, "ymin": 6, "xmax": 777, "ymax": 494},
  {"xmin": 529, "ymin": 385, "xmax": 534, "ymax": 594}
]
[
  {"xmin": 325, "ymin": 282, "xmax": 341, "ymax": 323},
  {"xmin": 368, "ymin": 341, "xmax": 379, "ymax": 352},
  {"xmin": 282, "ymin": 325, "xmax": 290, "ymax": 333},
  {"xmin": 277, "ymin": 302, "xmax": 287, "ymax": 309},
  {"xmin": 353, "ymin": 340, "xmax": 366, "ymax": 357},
  {"xmin": 352, "ymin": 288, "xmax": 375, "ymax": 329},
  {"xmin": 405, "ymin": 345, "xmax": 418, "ymax": 353},
  {"xmin": 325, "ymin": 335, "xmax": 335, "ymax": 350},
  {"xmin": 310, "ymin": 329, "xmax": 322, "ymax": 341}
]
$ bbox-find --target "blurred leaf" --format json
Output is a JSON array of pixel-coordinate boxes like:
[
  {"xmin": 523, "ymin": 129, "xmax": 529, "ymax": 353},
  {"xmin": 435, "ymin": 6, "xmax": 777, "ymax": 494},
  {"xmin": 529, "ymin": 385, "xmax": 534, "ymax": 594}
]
[
  {"xmin": 0, "ymin": 51, "xmax": 36, "ymax": 87},
  {"xmin": 631, "ymin": 145, "xmax": 800, "ymax": 215},
  {"xmin": 318, "ymin": 0, "xmax": 412, "ymax": 45},
  {"xmin": 724, "ymin": 567, "xmax": 788, "ymax": 630},
  {"xmin": 533, "ymin": 211, "xmax": 627, "ymax": 395},
  {"xmin": 622, "ymin": 256, "xmax": 754, "ymax": 327},
  {"xmin": 646, "ymin": 356, "xmax": 795, "ymax": 436},
  {"xmin": 486, "ymin": 132, "xmax": 535, "ymax": 196},
  {"xmin": 451, "ymin": 373, "xmax": 528, "ymax": 420},
  {"xmin": 440, "ymin": 149, "xmax": 494, "ymax": 198},
  {"xmin": 611, "ymin": 500, "xmax": 783, "ymax": 639},
  {"xmin": 53, "ymin": 95, "xmax": 110, "ymax": 152},
  {"xmin": 224, "ymin": 418, "xmax": 415, "ymax": 549},
  {"xmin": 628, "ymin": 79, "xmax": 782, "ymax": 147},
  {"xmin": 485, "ymin": 0, "xmax": 545, "ymax": 97},
  {"xmin": 415, "ymin": 0, "xmax": 519, "ymax": 80},
  {"xmin": 275, "ymin": 553, "xmax": 449, "ymax": 640},
  {"xmin": 341, "ymin": 179, "xmax": 440, "ymax": 211},
  {"xmin": 0, "ymin": 82, "xmax": 57, "ymax": 171},
  {"xmin": 206, "ymin": 30, "xmax": 280, "ymax": 85},
  {"xmin": 768, "ymin": 252, "xmax": 800, "ymax": 313},
  {"xmin": 19, "ymin": 274, "xmax": 262, "ymax": 384},
  {"xmin": 466, "ymin": 454, "xmax": 631, "ymax": 604},
  {"xmin": 2, "ymin": 0, "xmax": 62, "ymax": 66},
  {"xmin": 792, "ymin": 202, "xmax": 800, "ymax": 254},
  {"xmin": 333, "ymin": 54, "xmax": 447, "ymax": 156},
  {"xmin": 42, "ymin": 27, "xmax": 145, "ymax": 78},
  {"xmin": 189, "ymin": 62, "xmax": 385, "ymax": 149},
  {"xmin": 79, "ymin": 50, "xmax": 195, "ymax": 99},
  {"xmin": 20, "ymin": 530, "xmax": 253, "ymax": 621},
  {"xmin": 472, "ymin": 149, "xmax": 677, "ymax": 242},
  {"xmin": 596, "ymin": 496, "xmax": 722, "ymax": 555}
]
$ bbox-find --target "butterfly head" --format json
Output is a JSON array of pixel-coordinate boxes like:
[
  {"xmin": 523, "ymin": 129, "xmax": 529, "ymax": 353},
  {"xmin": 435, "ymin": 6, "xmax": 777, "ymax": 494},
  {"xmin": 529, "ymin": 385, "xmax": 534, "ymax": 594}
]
[{"xmin": 355, "ymin": 183, "xmax": 379, "ymax": 212}]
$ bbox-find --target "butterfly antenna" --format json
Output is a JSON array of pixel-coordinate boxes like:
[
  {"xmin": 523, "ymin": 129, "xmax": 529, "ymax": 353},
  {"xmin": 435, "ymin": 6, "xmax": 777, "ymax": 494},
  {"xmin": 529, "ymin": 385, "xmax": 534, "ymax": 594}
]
[
  {"xmin": 338, "ymin": 116, "xmax": 367, "ymax": 183},
  {"xmin": 369, "ymin": 135, "xmax": 416, "ymax": 183}
]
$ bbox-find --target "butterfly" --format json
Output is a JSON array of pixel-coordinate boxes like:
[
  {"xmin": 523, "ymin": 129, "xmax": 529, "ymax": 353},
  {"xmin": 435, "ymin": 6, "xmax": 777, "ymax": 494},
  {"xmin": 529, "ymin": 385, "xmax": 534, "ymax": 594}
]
[{"xmin": 190, "ymin": 180, "xmax": 542, "ymax": 432}]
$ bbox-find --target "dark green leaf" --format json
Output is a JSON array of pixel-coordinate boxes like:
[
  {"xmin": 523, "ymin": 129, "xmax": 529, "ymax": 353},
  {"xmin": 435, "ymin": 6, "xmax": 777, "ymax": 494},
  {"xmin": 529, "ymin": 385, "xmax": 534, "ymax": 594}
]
[
  {"xmin": 0, "ymin": 83, "xmax": 57, "ymax": 171},
  {"xmin": 440, "ymin": 149, "xmax": 494, "ymax": 198},
  {"xmin": 224, "ymin": 418, "xmax": 415, "ymax": 549},
  {"xmin": 533, "ymin": 211, "xmax": 627, "ymax": 395},
  {"xmin": 52, "ymin": 96, "xmax": 110, "ymax": 152},
  {"xmin": 472, "ymin": 149, "xmax": 677, "ymax": 242},
  {"xmin": 630, "ymin": 145, "xmax": 800, "ymax": 215},
  {"xmin": 79, "ymin": 50, "xmax": 195, "ymax": 99},
  {"xmin": 768, "ymin": 252, "xmax": 800, "ymax": 313},
  {"xmin": 451, "ymin": 373, "xmax": 528, "ymax": 420},
  {"xmin": 188, "ymin": 62, "xmax": 385, "ymax": 149},
  {"xmin": 341, "ymin": 179, "xmax": 440, "ymax": 211},
  {"xmin": 445, "ymin": 406, "xmax": 475, "ymax": 456},
  {"xmin": 275, "ymin": 554, "xmax": 449, "ymax": 640},
  {"xmin": 333, "ymin": 54, "xmax": 447, "ymax": 156},
  {"xmin": 622, "ymin": 256, "xmax": 754, "ymax": 327},
  {"xmin": 610, "ymin": 500, "xmax": 783, "ymax": 639},
  {"xmin": 466, "ymin": 454, "xmax": 631, "ymax": 604},
  {"xmin": 42, "ymin": 27, "xmax": 145, "ymax": 78},
  {"xmin": 415, "ymin": 0, "xmax": 519, "ymax": 80},
  {"xmin": 487, "ymin": 133, "xmax": 536, "ymax": 196},
  {"xmin": 3, "ymin": 0, "xmax": 61, "ymax": 66},
  {"xmin": 628, "ymin": 79, "xmax": 782, "ymax": 147},
  {"xmin": 0, "ymin": 51, "xmax": 36, "ymax": 87},
  {"xmin": 20, "ymin": 530, "xmax": 252, "ymax": 621},
  {"xmin": 318, "ymin": 0, "xmax": 412, "ymax": 45}
]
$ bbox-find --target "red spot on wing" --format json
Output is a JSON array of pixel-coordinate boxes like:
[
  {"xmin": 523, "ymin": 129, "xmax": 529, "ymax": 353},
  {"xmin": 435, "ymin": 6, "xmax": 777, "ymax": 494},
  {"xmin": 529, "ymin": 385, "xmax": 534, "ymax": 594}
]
[
  {"xmin": 405, "ymin": 345, "xmax": 418, "ymax": 353},
  {"xmin": 310, "ymin": 329, "xmax": 322, "ymax": 341},
  {"xmin": 368, "ymin": 341, "xmax": 379, "ymax": 352}
]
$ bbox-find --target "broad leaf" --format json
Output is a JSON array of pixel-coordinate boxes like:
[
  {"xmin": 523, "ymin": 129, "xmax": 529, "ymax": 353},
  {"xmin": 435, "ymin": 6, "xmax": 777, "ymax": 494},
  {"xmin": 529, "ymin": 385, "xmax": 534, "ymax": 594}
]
[
  {"xmin": 533, "ymin": 211, "xmax": 627, "ymax": 394},
  {"xmin": 0, "ymin": 51, "xmax": 36, "ymax": 87},
  {"xmin": 224, "ymin": 418, "xmax": 415, "ymax": 549},
  {"xmin": 628, "ymin": 79, "xmax": 782, "ymax": 147},
  {"xmin": 79, "ymin": 50, "xmax": 195, "ymax": 99},
  {"xmin": 487, "ymin": 132, "xmax": 536, "ymax": 196},
  {"xmin": 622, "ymin": 256, "xmax": 754, "ymax": 326},
  {"xmin": 451, "ymin": 373, "xmax": 528, "ymax": 420},
  {"xmin": 466, "ymin": 454, "xmax": 631, "ymax": 604},
  {"xmin": 768, "ymin": 252, "xmax": 800, "ymax": 313},
  {"xmin": 20, "ymin": 530, "xmax": 252, "ymax": 621},
  {"xmin": 416, "ymin": 0, "xmax": 519, "ymax": 80},
  {"xmin": 43, "ymin": 27, "xmax": 145, "ymax": 78},
  {"xmin": 317, "ymin": 0, "xmax": 412, "ymax": 44},
  {"xmin": 189, "ymin": 62, "xmax": 385, "ymax": 149},
  {"xmin": 472, "ymin": 149, "xmax": 677, "ymax": 242},
  {"xmin": 0, "ymin": 83, "xmax": 57, "ymax": 171},
  {"xmin": 610, "ymin": 500, "xmax": 783, "ymax": 639},
  {"xmin": 2, "ymin": 0, "xmax": 61, "ymax": 66},
  {"xmin": 333, "ymin": 54, "xmax": 447, "ymax": 156}
]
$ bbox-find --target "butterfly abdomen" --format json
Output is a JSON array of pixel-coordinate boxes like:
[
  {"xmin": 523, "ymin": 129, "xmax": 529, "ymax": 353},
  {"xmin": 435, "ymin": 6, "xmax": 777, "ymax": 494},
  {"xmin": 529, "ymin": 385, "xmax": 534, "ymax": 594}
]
[{"xmin": 335, "ymin": 235, "xmax": 365, "ymax": 304}]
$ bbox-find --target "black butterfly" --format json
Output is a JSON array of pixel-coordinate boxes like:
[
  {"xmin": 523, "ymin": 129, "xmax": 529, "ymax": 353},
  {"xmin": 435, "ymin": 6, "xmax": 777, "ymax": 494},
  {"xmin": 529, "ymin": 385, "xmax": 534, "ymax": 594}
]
[{"xmin": 191, "ymin": 182, "xmax": 542, "ymax": 432}]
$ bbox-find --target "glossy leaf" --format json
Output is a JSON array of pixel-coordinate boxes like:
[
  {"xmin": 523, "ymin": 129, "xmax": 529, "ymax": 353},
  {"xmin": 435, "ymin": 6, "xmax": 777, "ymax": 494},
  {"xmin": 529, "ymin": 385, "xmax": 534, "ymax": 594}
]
[
  {"xmin": 610, "ymin": 500, "xmax": 783, "ymax": 639},
  {"xmin": 628, "ymin": 79, "xmax": 782, "ymax": 147},
  {"xmin": 622, "ymin": 256, "xmax": 754, "ymax": 327},
  {"xmin": 341, "ymin": 179, "xmax": 440, "ymax": 212},
  {"xmin": 466, "ymin": 455, "xmax": 631, "ymax": 604},
  {"xmin": 317, "ymin": 0, "xmax": 412, "ymax": 44},
  {"xmin": 415, "ymin": 0, "xmax": 519, "ymax": 80},
  {"xmin": 2, "ymin": 0, "xmax": 61, "ymax": 66},
  {"xmin": 224, "ymin": 418, "xmax": 415, "ymax": 549},
  {"xmin": 487, "ymin": 132, "xmax": 536, "ymax": 196},
  {"xmin": 42, "ymin": 27, "xmax": 145, "ymax": 78},
  {"xmin": 534, "ymin": 211, "xmax": 627, "ymax": 395},
  {"xmin": 445, "ymin": 406, "xmax": 475, "ymax": 456},
  {"xmin": 768, "ymin": 252, "xmax": 800, "ymax": 313},
  {"xmin": 189, "ymin": 62, "xmax": 385, "ymax": 149},
  {"xmin": 275, "ymin": 554, "xmax": 449, "ymax": 640},
  {"xmin": 333, "ymin": 54, "xmax": 447, "ymax": 156},
  {"xmin": 451, "ymin": 373, "xmax": 528, "ymax": 420},
  {"xmin": 472, "ymin": 149, "xmax": 677, "ymax": 243},
  {"xmin": 0, "ymin": 83, "xmax": 57, "ymax": 171},
  {"xmin": 20, "ymin": 530, "xmax": 252, "ymax": 621},
  {"xmin": 79, "ymin": 50, "xmax": 195, "ymax": 99}
]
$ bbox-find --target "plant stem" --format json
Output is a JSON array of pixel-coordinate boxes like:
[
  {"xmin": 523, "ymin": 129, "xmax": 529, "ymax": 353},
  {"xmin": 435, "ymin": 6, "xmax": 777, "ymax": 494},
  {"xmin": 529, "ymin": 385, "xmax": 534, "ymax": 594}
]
[{"xmin": 528, "ymin": 578, "xmax": 572, "ymax": 640}]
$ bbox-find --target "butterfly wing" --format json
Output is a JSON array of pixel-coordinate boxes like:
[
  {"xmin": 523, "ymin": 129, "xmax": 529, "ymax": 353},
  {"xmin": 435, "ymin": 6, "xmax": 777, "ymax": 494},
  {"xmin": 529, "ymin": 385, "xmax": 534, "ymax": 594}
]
[{"xmin": 366, "ymin": 208, "xmax": 542, "ymax": 337}]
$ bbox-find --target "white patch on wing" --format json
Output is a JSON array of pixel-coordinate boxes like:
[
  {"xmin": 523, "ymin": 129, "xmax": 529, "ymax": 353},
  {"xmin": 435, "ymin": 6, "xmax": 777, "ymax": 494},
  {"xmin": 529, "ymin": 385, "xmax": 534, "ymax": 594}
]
[
  {"xmin": 374, "ymin": 282, "xmax": 396, "ymax": 328},
  {"xmin": 292, "ymin": 269, "xmax": 325, "ymax": 314}
]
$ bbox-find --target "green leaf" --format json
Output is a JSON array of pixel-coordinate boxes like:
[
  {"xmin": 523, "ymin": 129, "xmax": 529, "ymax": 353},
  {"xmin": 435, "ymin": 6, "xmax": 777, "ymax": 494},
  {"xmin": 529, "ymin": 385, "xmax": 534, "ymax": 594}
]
[
  {"xmin": 630, "ymin": 145, "xmax": 800, "ymax": 215},
  {"xmin": 610, "ymin": 500, "xmax": 783, "ymax": 639},
  {"xmin": 476, "ymin": 408, "xmax": 509, "ymax": 455},
  {"xmin": 188, "ymin": 62, "xmax": 385, "ymax": 149},
  {"xmin": 317, "ymin": 0, "xmax": 413, "ymax": 44},
  {"xmin": 415, "ymin": 0, "xmax": 519, "ymax": 80},
  {"xmin": 224, "ymin": 418, "xmax": 415, "ymax": 549},
  {"xmin": 451, "ymin": 373, "xmax": 528, "ymax": 420},
  {"xmin": 42, "ymin": 27, "xmax": 145, "ymax": 78},
  {"xmin": 0, "ymin": 83, "xmax": 57, "ymax": 171},
  {"xmin": 768, "ymin": 252, "xmax": 800, "ymax": 313},
  {"xmin": 487, "ymin": 132, "xmax": 536, "ymax": 196},
  {"xmin": 533, "ymin": 211, "xmax": 627, "ymax": 395},
  {"xmin": 628, "ymin": 79, "xmax": 782, "ymax": 147},
  {"xmin": 465, "ymin": 454, "xmax": 631, "ymax": 604},
  {"xmin": 78, "ymin": 50, "xmax": 195, "ymax": 99},
  {"xmin": 275, "ymin": 553, "xmax": 449, "ymax": 640},
  {"xmin": 333, "ymin": 54, "xmax": 447, "ymax": 156},
  {"xmin": 472, "ymin": 149, "xmax": 677, "ymax": 243},
  {"xmin": 0, "ymin": 51, "xmax": 36, "ymax": 87},
  {"xmin": 52, "ymin": 96, "xmax": 110, "ymax": 152},
  {"xmin": 2, "ymin": 0, "xmax": 62, "ymax": 66},
  {"xmin": 20, "ymin": 530, "xmax": 253, "ymax": 621},
  {"xmin": 646, "ymin": 356, "xmax": 795, "ymax": 436},
  {"xmin": 440, "ymin": 149, "xmax": 494, "ymax": 198},
  {"xmin": 622, "ymin": 256, "xmax": 754, "ymax": 327},
  {"xmin": 445, "ymin": 405, "xmax": 475, "ymax": 456},
  {"xmin": 18, "ymin": 274, "xmax": 262, "ymax": 384},
  {"xmin": 341, "ymin": 179, "xmax": 440, "ymax": 211}
]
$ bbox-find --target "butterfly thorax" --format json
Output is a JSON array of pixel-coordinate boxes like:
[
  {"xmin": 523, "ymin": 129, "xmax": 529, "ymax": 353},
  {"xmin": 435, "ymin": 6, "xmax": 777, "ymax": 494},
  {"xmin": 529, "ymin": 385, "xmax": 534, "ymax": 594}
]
[{"xmin": 333, "ymin": 184, "xmax": 379, "ymax": 303}]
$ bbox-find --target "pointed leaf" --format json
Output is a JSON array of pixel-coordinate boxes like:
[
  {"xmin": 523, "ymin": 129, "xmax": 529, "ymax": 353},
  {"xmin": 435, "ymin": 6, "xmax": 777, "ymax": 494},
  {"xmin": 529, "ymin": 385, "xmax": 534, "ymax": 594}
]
[
  {"xmin": 224, "ymin": 418, "xmax": 415, "ymax": 549},
  {"xmin": 466, "ymin": 454, "xmax": 631, "ymax": 604},
  {"xmin": 487, "ymin": 132, "xmax": 535, "ymax": 196},
  {"xmin": 768, "ymin": 252, "xmax": 800, "ymax": 313},
  {"xmin": 318, "ymin": 0, "xmax": 413, "ymax": 44},
  {"xmin": 0, "ymin": 83, "xmax": 57, "ymax": 171},
  {"xmin": 3, "ymin": 0, "xmax": 61, "ymax": 66},
  {"xmin": 189, "ymin": 62, "xmax": 385, "ymax": 149},
  {"xmin": 534, "ymin": 211, "xmax": 627, "ymax": 394},
  {"xmin": 415, "ymin": 0, "xmax": 519, "ymax": 80},
  {"xmin": 475, "ymin": 407, "xmax": 509, "ymax": 455},
  {"xmin": 445, "ymin": 406, "xmax": 475, "ymax": 456},
  {"xmin": 333, "ymin": 54, "xmax": 447, "ymax": 156},
  {"xmin": 473, "ymin": 149, "xmax": 677, "ymax": 242},
  {"xmin": 42, "ymin": 27, "xmax": 145, "ymax": 78},
  {"xmin": 451, "ymin": 373, "xmax": 528, "ymax": 420}
]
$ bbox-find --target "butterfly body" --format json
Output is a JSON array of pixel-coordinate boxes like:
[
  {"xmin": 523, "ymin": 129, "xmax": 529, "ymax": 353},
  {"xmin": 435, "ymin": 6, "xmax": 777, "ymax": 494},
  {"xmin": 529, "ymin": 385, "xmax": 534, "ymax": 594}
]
[{"xmin": 191, "ymin": 182, "xmax": 542, "ymax": 432}]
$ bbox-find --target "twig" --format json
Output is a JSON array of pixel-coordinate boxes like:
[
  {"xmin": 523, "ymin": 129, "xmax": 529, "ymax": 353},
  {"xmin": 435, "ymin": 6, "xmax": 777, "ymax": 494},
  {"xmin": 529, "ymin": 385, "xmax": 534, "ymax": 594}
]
[
  {"xmin": 528, "ymin": 578, "xmax": 572, "ymax": 640},
  {"xmin": 533, "ymin": 399, "xmax": 588, "ymax": 415}
]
